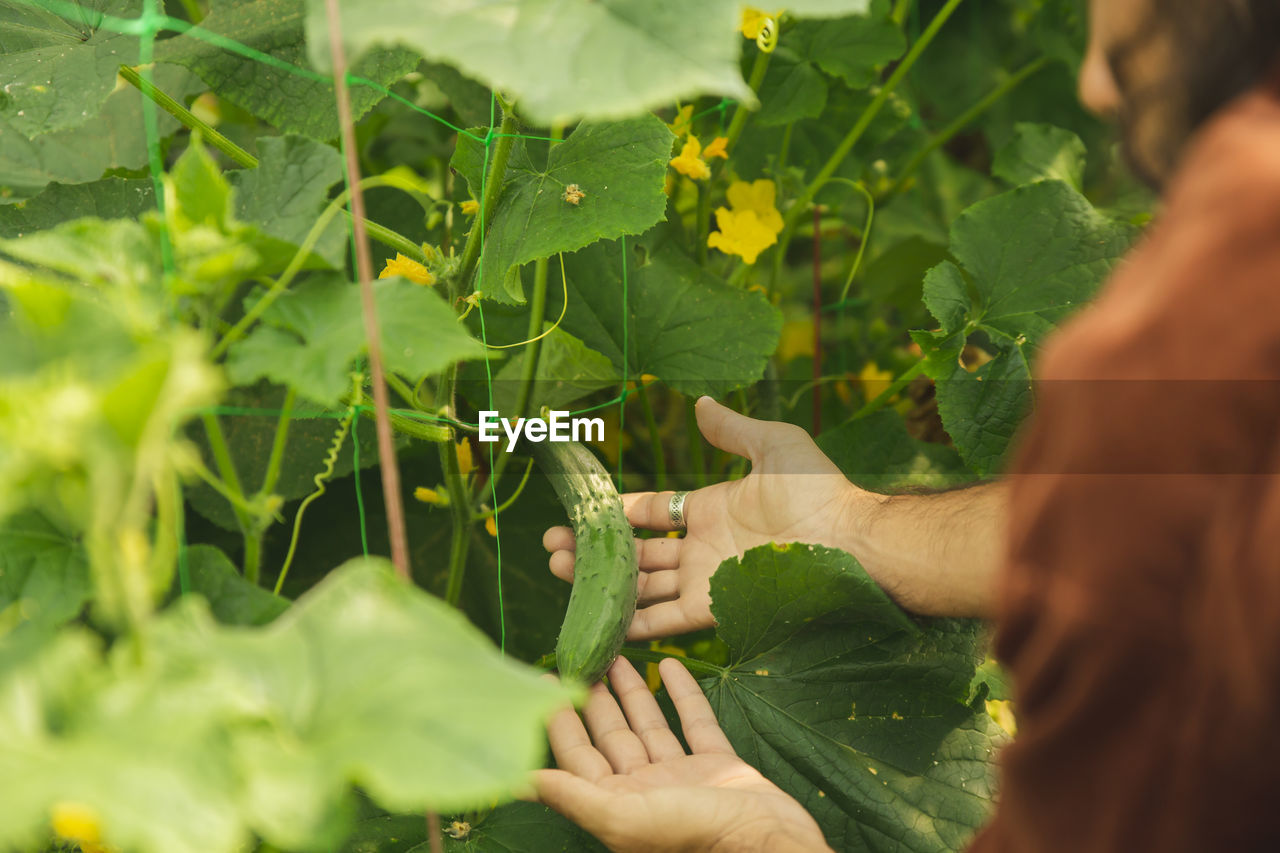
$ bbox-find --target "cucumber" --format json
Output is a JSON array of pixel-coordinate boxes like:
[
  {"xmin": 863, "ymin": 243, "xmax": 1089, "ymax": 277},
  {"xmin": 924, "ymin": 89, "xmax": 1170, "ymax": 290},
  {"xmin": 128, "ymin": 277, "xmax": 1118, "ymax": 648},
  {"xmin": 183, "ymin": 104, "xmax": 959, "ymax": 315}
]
[{"xmin": 534, "ymin": 440, "xmax": 638, "ymax": 685}]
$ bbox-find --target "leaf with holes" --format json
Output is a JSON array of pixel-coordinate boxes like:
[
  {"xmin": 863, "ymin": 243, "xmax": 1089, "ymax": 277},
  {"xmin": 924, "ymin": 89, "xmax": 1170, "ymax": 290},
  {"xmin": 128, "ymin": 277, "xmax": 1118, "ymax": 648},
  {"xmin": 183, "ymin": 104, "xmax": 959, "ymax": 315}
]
[
  {"xmin": 700, "ymin": 543, "xmax": 1003, "ymax": 853},
  {"xmin": 451, "ymin": 116, "xmax": 672, "ymax": 304}
]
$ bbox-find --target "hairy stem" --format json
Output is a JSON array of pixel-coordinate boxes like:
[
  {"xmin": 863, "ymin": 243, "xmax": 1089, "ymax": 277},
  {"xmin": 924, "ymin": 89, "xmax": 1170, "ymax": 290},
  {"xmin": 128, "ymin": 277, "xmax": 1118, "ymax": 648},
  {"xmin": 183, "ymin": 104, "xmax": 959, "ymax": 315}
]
[{"xmin": 456, "ymin": 104, "xmax": 520, "ymax": 298}]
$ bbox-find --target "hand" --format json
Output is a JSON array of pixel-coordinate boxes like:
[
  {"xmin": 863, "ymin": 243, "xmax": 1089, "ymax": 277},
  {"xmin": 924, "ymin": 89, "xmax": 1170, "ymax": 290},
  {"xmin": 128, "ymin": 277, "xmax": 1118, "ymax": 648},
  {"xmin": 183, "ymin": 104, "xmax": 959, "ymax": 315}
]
[
  {"xmin": 534, "ymin": 657, "xmax": 833, "ymax": 853},
  {"xmin": 544, "ymin": 396, "xmax": 870, "ymax": 639}
]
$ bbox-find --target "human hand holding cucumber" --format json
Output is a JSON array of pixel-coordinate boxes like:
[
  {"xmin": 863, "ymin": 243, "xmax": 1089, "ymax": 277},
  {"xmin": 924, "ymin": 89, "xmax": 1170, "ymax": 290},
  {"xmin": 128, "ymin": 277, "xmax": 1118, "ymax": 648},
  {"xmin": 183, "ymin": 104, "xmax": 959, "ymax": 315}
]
[{"xmin": 544, "ymin": 393, "xmax": 1005, "ymax": 638}]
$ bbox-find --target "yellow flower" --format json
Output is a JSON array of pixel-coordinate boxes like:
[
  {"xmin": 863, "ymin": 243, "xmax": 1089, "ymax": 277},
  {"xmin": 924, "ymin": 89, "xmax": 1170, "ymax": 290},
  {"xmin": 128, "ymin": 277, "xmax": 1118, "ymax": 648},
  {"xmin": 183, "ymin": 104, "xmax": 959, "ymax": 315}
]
[
  {"xmin": 414, "ymin": 486, "xmax": 448, "ymax": 506},
  {"xmin": 379, "ymin": 253, "xmax": 434, "ymax": 286},
  {"xmin": 702, "ymin": 136, "xmax": 730, "ymax": 160},
  {"xmin": 51, "ymin": 802, "xmax": 100, "ymax": 846},
  {"xmin": 859, "ymin": 362, "xmax": 895, "ymax": 401},
  {"xmin": 670, "ymin": 135, "xmax": 711, "ymax": 181},
  {"xmin": 460, "ymin": 199, "xmax": 479, "ymax": 216},
  {"xmin": 741, "ymin": 7, "xmax": 783, "ymax": 38},
  {"xmin": 708, "ymin": 208, "xmax": 777, "ymax": 264},
  {"xmin": 667, "ymin": 104, "xmax": 694, "ymax": 139},
  {"xmin": 726, "ymin": 179, "xmax": 783, "ymax": 233},
  {"xmin": 485, "ymin": 515, "xmax": 498, "ymax": 537},
  {"xmin": 455, "ymin": 438, "xmax": 474, "ymax": 479},
  {"xmin": 776, "ymin": 318, "xmax": 815, "ymax": 363}
]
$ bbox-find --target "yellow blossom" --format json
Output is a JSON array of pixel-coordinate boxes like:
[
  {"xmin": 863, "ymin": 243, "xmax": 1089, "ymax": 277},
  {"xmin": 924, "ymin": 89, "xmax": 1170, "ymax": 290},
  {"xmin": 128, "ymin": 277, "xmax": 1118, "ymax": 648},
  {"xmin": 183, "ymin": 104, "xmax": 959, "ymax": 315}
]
[
  {"xmin": 859, "ymin": 362, "xmax": 895, "ymax": 401},
  {"xmin": 379, "ymin": 253, "xmax": 434, "ymax": 286},
  {"xmin": 670, "ymin": 135, "xmax": 711, "ymax": 181},
  {"xmin": 708, "ymin": 207, "xmax": 777, "ymax": 264},
  {"xmin": 776, "ymin": 318, "xmax": 815, "ymax": 363},
  {"xmin": 741, "ymin": 7, "xmax": 783, "ymax": 39},
  {"xmin": 460, "ymin": 199, "xmax": 479, "ymax": 216},
  {"xmin": 51, "ymin": 802, "xmax": 100, "ymax": 846},
  {"xmin": 455, "ymin": 438, "xmax": 474, "ymax": 479},
  {"xmin": 485, "ymin": 515, "xmax": 498, "ymax": 537},
  {"xmin": 702, "ymin": 136, "xmax": 730, "ymax": 160},
  {"xmin": 667, "ymin": 104, "xmax": 694, "ymax": 138},
  {"xmin": 726, "ymin": 179, "xmax": 784, "ymax": 233},
  {"xmin": 414, "ymin": 486, "xmax": 448, "ymax": 506}
]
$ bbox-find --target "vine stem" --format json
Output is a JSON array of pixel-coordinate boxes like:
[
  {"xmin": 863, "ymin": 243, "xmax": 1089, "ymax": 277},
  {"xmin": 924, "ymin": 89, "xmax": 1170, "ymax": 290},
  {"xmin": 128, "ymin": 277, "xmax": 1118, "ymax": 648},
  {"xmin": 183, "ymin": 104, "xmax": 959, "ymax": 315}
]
[
  {"xmin": 887, "ymin": 56, "xmax": 1050, "ymax": 197},
  {"xmin": 259, "ymin": 388, "xmax": 297, "ymax": 499},
  {"xmin": 456, "ymin": 102, "xmax": 519, "ymax": 297},
  {"xmin": 118, "ymin": 64, "xmax": 427, "ymax": 264},
  {"xmin": 636, "ymin": 384, "xmax": 666, "ymax": 492},
  {"xmin": 323, "ymin": 0, "xmax": 411, "ymax": 581},
  {"xmin": 852, "ymin": 356, "xmax": 927, "ymax": 420},
  {"xmin": 201, "ymin": 413, "xmax": 262, "ymax": 583},
  {"xmin": 722, "ymin": 49, "xmax": 772, "ymax": 155},
  {"xmin": 812, "ymin": 205, "xmax": 823, "ymax": 436},
  {"xmin": 770, "ymin": 0, "xmax": 966, "ymax": 289}
]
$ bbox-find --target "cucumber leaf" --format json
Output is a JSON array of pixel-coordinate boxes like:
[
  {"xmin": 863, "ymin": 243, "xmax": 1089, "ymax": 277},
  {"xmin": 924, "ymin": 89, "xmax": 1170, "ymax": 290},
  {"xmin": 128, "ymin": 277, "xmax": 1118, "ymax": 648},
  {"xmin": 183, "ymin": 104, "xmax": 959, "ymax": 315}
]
[{"xmin": 701, "ymin": 543, "xmax": 1003, "ymax": 853}]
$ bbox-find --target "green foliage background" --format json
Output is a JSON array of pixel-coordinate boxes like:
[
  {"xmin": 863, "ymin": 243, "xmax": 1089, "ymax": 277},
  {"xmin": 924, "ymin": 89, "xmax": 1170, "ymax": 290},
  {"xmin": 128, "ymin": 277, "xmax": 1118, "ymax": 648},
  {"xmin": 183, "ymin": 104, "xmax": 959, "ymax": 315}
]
[{"xmin": 0, "ymin": 0, "xmax": 1149, "ymax": 850}]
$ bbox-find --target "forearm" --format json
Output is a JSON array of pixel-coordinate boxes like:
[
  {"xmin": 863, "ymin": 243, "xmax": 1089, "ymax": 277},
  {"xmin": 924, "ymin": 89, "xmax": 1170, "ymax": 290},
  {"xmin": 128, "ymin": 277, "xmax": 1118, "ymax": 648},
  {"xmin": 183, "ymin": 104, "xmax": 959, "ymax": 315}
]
[{"xmin": 842, "ymin": 481, "xmax": 1008, "ymax": 618}]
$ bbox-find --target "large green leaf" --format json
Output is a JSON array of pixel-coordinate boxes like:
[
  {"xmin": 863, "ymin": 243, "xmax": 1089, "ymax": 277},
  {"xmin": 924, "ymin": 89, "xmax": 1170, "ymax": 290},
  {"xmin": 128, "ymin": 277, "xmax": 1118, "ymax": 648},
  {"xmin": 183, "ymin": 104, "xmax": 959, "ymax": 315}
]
[
  {"xmin": 0, "ymin": 0, "xmax": 139, "ymax": 138},
  {"xmin": 0, "ymin": 62, "xmax": 203, "ymax": 200},
  {"xmin": 338, "ymin": 802, "xmax": 608, "ymax": 852},
  {"xmin": 228, "ymin": 134, "xmax": 347, "ymax": 268},
  {"xmin": 755, "ymin": 5, "xmax": 904, "ymax": 127},
  {"xmin": 0, "ymin": 177, "xmax": 154, "ymax": 238},
  {"xmin": 452, "ymin": 116, "xmax": 672, "ymax": 304},
  {"xmin": 157, "ymin": 0, "xmax": 418, "ymax": 139},
  {"xmin": 307, "ymin": 0, "xmax": 754, "ymax": 125},
  {"xmin": 226, "ymin": 274, "xmax": 490, "ymax": 405},
  {"xmin": 180, "ymin": 544, "xmax": 290, "ymax": 626},
  {"xmin": 0, "ymin": 558, "xmax": 574, "ymax": 853},
  {"xmin": 916, "ymin": 181, "xmax": 1134, "ymax": 474},
  {"xmin": 488, "ymin": 326, "xmax": 619, "ymax": 415},
  {"xmin": 816, "ymin": 408, "xmax": 970, "ymax": 493},
  {"xmin": 0, "ymin": 509, "xmax": 90, "ymax": 632},
  {"xmin": 992, "ymin": 122, "xmax": 1086, "ymax": 192},
  {"xmin": 548, "ymin": 231, "xmax": 781, "ymax": 397},
  {"xmin": 701, "ymin": 543, "xmax": 1002, "ymax": 853}
]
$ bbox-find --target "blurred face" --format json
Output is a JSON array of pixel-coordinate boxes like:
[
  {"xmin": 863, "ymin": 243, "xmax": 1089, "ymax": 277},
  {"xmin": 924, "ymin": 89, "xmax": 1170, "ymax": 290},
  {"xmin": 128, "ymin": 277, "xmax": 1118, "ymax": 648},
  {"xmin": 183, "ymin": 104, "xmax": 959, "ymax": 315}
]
[{"xmin": 1080, "ymin": 0, "xmax": 1180, "ymax": 187}]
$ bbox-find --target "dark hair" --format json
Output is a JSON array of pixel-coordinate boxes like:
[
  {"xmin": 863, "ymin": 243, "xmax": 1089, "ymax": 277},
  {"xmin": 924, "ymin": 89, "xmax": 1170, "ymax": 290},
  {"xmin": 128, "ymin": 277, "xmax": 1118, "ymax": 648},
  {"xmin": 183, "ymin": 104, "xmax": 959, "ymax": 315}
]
[
  {"xmin": 1108, "ymin": 0, "xmax": 1280, "ymax": 184},
  {"xmin": 1165, "ymin": 0, "xmax": 1280, "ymax": 130}
]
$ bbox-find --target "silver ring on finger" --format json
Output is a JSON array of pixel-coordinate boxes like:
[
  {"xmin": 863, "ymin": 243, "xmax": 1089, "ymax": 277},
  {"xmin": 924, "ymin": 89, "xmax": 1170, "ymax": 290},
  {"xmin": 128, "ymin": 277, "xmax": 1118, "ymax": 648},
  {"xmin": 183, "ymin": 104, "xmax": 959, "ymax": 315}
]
[{"xmin": 668, "ymin": 491, "xmax": 691, "ymax": 531}]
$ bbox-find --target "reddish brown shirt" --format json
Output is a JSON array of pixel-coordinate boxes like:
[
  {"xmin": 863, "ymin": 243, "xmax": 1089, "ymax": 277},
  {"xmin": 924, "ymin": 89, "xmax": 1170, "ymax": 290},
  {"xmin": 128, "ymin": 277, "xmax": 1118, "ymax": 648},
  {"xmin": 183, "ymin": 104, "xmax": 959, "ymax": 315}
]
[{"xmin": 969, "ymin": 80, "xmax": 1280, "ymax": 851}]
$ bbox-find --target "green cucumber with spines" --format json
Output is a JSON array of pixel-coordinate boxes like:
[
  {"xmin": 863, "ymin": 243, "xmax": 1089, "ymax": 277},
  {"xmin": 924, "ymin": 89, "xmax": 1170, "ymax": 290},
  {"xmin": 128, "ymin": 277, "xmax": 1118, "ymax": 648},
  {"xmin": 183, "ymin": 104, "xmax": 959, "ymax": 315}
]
[{"xmin": 534, "ymin": 440, "xmax": 638, "ymax": 685}]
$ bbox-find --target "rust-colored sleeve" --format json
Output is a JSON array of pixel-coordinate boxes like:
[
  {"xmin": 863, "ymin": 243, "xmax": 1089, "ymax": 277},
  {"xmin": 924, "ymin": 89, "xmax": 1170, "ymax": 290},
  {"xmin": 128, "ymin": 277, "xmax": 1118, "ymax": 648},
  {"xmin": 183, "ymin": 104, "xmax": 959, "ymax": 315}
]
[{"xmin": 968, "ymin": 85, "xmax": 1280, "ymax": 853}]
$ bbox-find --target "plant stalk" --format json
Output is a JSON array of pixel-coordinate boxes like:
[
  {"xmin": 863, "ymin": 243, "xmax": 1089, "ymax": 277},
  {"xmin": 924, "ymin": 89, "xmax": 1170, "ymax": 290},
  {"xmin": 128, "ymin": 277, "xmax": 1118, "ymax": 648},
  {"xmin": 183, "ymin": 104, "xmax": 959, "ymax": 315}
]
[
  {"xmin": 636, "ymin": 384, "xmax": 666, "ymax": 492},
  {"xmin": 259, "ymin": 388, "xmax": 297, "ymax": 499},
  {"xmin": 455, "ymin": 105, "xmax": 520, "ymax": 298},
  {"xmin": 771, "ymin": 0, "xmax": 966, "ymax": 288},
  {"xmin": 888, "ymin": 56, "xmax": 1050, "ymax": 197},
  {"xmin": 202, "ymin": 413, "xmax": 262, "ymax": 583},
  {"xmin": 323, "ymin": 0, "xmax": 411, "ymax": 581}
]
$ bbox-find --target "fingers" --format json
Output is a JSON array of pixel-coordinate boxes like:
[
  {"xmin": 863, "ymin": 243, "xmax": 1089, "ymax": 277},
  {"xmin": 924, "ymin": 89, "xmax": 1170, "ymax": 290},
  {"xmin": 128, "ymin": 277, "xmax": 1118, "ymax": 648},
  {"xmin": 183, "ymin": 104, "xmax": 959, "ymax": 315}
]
[
  {"xmin": 544, "ymin": 695, "xmax": 613, "ymax": 782},
  {"xmin": 542, "ymin": 526, "xmax": 575, "ymax": 553},
  {"xmin": 581, "ymin": 681, "xmax": 650, "ymax": 774},
  {"xmin": 660, "ymin": 658, "xmax": 737, "ymax": 756},
  {"xmin": 605, "ymin": 657, "xmax": 685, "ymax": 762},
  {"xmin": 533, "ymin": 768, "xmax": 617, "ymax": 836},
  {"xmin": 622, "ymin": 490, "xmax": 699, "ymax": 533},
  {"xmin": 629, "ymin": 597, "xmax": 714, "ymax": 641},
  {"xmin": 693, "ymin": 395, "xmax": 761, "ymax": 459},
  {"xmin": 694, "ymin": 395, "xmax": 808, "ymax": 461}
]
